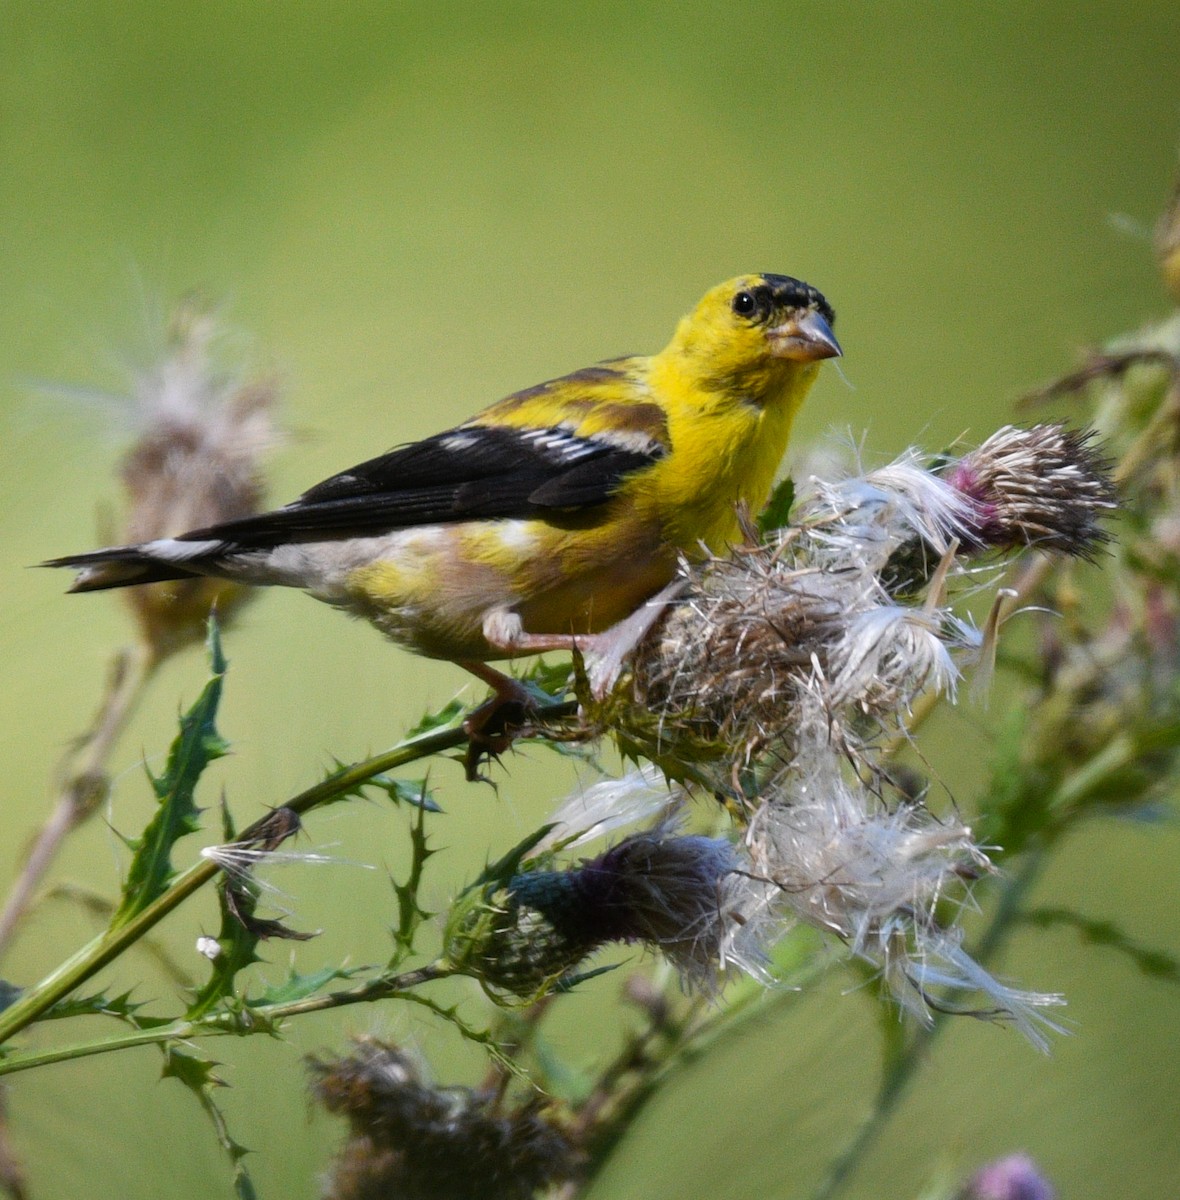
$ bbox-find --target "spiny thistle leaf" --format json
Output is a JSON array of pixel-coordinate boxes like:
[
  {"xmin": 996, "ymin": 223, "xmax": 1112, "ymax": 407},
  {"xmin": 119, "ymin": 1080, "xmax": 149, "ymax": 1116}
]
[
  {"xmin": 1024, "ymin": 906, "xmax": 1180, "ymax": 983},
  {"xmin": 249, "ymin": 964, "xmax": 359, "ymax": 1007},
  {"xmin": 113, "ymin": 621, "xmax": 228, "ymax": 926},
  {"xmin": 44, "ymin": 989, "xmax": 167, "ymax": 1027},
  {"xmin": 186, "ymin": 874, "xmax": 267, "ymax": 1022},
  {"xmin": 520, "ymin": 657, "xmax": 575, "ymax": 699},
  {"xmin": 405, "ymin": 697, "xmax": 465, "ymax": 739},
  {"xmin": 366, "ymin": 774, "xmax": 442, "ymax": 812},
  {"xmin": 162, "ymin": 1045, "xmax": 257, "ymax": 1200},
  {"xmin": 468, "ymin": 826, "xmax": 557, "ymax": 891},
  {"xmin": 391, "ymin": 794, "xmax": 437, "ymax": 964}
]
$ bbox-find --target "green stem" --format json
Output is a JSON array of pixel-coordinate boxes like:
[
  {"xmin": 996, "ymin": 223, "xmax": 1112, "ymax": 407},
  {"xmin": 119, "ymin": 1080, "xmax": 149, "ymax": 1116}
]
[
  {"xmin": 0, "ymin": 964, "xmax": 451, "ymax": 1078},
  {"xmin": 806, "ymin": 848, "xmax": 1048, "ymax": 1200},
  {"xmin": 573, "ymin": 946, "xmax": 830, "ymax": 1192},
  {"xmin": 0, "ymin": 700, "xmax": 574, "ymax": 1048}
]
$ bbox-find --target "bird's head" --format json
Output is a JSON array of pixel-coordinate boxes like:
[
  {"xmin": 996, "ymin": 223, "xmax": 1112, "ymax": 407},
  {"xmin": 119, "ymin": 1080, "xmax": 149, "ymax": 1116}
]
[{"xmin": 663, "ymin": 273, "xmax": 841, "ymax": 400}]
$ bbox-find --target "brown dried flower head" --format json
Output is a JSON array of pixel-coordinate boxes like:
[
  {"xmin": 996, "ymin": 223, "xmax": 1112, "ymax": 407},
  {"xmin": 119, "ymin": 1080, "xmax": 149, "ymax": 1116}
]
[
  {"xmin": 606, "ymin": 425, "xmax": 1114, "ymax": 775},
  {"xmin": 309, "ymin": 1038, "xmax": 580, "ymax": 1200},
  {"xmin": 118, "ymin": 299, "xmax": 280, "ymax": 654}
]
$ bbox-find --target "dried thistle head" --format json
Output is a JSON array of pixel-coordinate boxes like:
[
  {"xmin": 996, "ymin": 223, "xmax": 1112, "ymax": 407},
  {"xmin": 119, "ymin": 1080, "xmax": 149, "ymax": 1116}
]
[
  {"xmin": 116, "ymin": 299, "xmax": 281, "ymax": 654},
  {"xmin": 599, "ymin": 425, "xmax": 1114, "ymax": 781},
  {"xmin": 309, "ymin": 1038, "xmax": 580, "ymax": 1200},
  {"xmin": 444, "ymin": 827, "xmax": 736, "ymax": 998},
  {"xmin": 943, "ymin": 423, "xmax": 1116, "ymax": 558}
]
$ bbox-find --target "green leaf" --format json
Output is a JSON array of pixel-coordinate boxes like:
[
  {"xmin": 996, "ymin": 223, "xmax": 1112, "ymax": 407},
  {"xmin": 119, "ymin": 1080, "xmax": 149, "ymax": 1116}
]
[
  {"xmin": 391, "ymin": 794, "xmax": 437, "ymax": 964},
  {"xmin": 366, "ymin": 774, "xmax": 443, "ymax": 812},
  {"xmin": 162, "ymin": 1045, "xmax": 256, "ymax": 1199},
  {"xmin": 468, "ymin": 825, "xmax": 557, "ymax": 891},
  {"xmin": 553, "ymin": 962, "xmax": 621, "ymax": 992},
  {"xmin": 186, "ymin": 880, "xmax": 266, "ymax": 1022},
  {"xmin": 249, "ymin": 964, "xmax": 358, "ymax": 1007},
  {"xmin": 43, "ymin": 989, "xmax": 168, "ymax": 1027},
  {"xmin": 113, "ymin": 621, "xmax": 227, "ymax": 926},
  {"xmin": 405, "ymin": 697, "xmax": 466, "ymax": 738},
  {"xmin": 757, "ymin": 476, "xmax": 795, "ymax": 537},
  {"xmin": 520, "ymin": 657, "xmax": 575, "ymax": 699},
  {"xmin": 1024, "ymin": 906, "xmax": 1180, "ymax": 983}
]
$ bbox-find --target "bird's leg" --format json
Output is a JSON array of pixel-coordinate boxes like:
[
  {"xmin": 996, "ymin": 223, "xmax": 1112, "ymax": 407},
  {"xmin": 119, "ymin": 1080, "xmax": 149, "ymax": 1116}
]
[
  {"xmin": 461, "ymin": 582, "xmax": 685, "ymax": 780},
  {"xmin": 483, "ymin": 578, "xmax": 688, "ymax": 695},
  {"xmin": 577, "ymin": 578, "xmax": 688, "ymax": 698}
]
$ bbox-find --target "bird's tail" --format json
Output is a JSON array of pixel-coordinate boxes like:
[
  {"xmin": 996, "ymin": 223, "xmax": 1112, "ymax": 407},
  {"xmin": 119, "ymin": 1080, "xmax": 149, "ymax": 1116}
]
[{"xmin": 42, "ymin": 546, "xmax": 202, "ymax": 593}]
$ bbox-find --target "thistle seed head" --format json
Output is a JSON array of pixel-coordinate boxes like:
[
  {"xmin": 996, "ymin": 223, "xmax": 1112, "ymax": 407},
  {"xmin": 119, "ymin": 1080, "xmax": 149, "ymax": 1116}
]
[
  {"xmin": 309, "ymin": 1039, "xmax": 580, "ymax": 1200},
  {"xmin": 118, "ymin": 299, "xmax": 282, "ymax": 653}
]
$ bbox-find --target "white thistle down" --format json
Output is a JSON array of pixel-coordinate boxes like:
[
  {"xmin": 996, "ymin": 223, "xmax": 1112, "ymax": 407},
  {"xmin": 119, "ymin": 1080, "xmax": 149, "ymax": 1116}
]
[{"xmin": 573, "ymin": 427, "xmax": 1112, "ymax": 1044}]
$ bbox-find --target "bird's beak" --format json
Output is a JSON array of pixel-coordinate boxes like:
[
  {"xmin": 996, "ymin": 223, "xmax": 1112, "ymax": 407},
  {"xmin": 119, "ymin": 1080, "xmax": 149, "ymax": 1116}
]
[{"xmin": 768, "ymin": 309, "xmax": 842, "ymax": 362}]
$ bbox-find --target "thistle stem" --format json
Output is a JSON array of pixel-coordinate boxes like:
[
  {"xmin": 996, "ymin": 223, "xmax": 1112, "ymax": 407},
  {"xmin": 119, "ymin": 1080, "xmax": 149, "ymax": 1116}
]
[
  {"xmin": 0, "ymin": 964, "xmax": 452, "ymax": 1078},
  {"xmin": 0, "ymin": 699, "xmax": 574, "ymax": 1048},
  {"xmin": 805, "ymin": 848, "xmax": 1048, "ymax": 1200},
  {"xmin": 0, "ymin": 643, "xmax": 160, "ymax": 963}
]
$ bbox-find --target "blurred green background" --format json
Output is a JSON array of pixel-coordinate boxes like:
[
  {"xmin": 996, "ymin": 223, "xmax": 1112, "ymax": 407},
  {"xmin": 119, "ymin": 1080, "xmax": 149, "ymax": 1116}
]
[{"xmin": 2, "ymin": 3, "xmax": 1180, "ymax": 1198}]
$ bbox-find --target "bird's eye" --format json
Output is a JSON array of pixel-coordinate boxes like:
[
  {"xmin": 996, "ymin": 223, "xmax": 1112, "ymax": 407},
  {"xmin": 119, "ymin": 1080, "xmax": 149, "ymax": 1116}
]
[{"xmin": 732, "ymin": 291, "xmax": 757, "ymax": 317}]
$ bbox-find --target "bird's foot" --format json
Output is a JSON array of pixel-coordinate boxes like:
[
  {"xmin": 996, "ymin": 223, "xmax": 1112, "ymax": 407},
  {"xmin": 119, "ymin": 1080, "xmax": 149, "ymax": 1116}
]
[{"xmin": 459, "ymin": 662, "xmax": 539, "ymax": 782}]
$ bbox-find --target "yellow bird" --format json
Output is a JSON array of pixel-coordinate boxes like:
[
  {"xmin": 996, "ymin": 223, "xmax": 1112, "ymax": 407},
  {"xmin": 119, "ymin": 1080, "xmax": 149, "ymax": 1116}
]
[{"xmin": 48, "ymin": 274, "xmax": 839, "ymax": 748}]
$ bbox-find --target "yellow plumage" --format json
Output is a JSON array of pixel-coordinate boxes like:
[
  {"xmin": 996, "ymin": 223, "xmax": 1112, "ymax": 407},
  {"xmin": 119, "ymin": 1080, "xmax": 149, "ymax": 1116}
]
[{"xmin": 50, "ymin": 274, "xmax": 840, "ymax": 675}]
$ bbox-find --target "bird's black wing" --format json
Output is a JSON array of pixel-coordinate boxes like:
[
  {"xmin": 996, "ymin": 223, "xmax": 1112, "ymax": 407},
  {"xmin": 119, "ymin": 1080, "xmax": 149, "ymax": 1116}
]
[{"xmin": 176, "ymin": 421, "xmax": 666, "ymax": 549}]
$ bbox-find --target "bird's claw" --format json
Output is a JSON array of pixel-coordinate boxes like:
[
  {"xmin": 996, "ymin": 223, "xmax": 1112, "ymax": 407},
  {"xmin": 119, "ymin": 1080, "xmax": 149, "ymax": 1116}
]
[{"xmin": 461, "ymin": 691, "xmax": 534, "ymax": 782}]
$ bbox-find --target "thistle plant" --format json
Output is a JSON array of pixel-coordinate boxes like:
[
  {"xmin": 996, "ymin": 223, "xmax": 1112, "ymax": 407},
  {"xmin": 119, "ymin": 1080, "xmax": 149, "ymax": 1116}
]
[{"xmin": 1, "ymin": 250, "xmax": 1178, "ymax": 1200}]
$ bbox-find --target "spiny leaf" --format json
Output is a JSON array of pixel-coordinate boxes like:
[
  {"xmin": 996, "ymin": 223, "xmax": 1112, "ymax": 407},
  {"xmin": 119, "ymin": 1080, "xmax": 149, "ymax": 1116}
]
[
  {"xmin": 467, "ymin": 825, "xmax": 557, "ymax": 892},
  {"xmin": 405, "ymin": 697, "xmax": 466, "ymax": 738},
  {"xmin": 113, "ymin": 621, "xmax": 227, "ymax": 926},
  {"xmin": 391, "ymin": 793, "xmax": 437, "ymax": 964},
  {"xmin": 520, "ymin": 657, "xmax": 575, "ymax": 699},
  {"xmin": 249, "ymin": 964, "xmax": 359, "ymax": 1007},
  {"xmin": 367, "ymin": 774, "xmax": 443, "ymax": 812},
  {"xmin": 186, "ymin": 924, "xmax": 263, "ymax": 1023},
  {"xmin": 318, "ymin": 758, "xmax": 444, "ymax": 813},
  {"xmin": 162, "ymin": 1045, "xmax": 256, "ymax": 1199},
  {"xmin": 1024, "ymin": 905, "xmax": 1180, "ymax": 983},
  {"xmin": 553, "ymin": 962, "xmax": 622, "ymax": 993},
  {"xmin": 43, "ymin": 989, "xmax": 168, "ymax": 1027}
]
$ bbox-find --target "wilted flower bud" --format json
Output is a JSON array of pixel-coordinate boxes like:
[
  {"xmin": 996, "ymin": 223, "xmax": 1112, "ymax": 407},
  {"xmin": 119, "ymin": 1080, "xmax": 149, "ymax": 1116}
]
[
  {"xmin": 309, "ymin": 1038, "xmax": 580, "ymax": 1200},
  {"xmin": 116, "ymin": 299, "xmax": 280, "ymax": 655},
  {"xmin": 959, "ymin": 1153, "xmax": 1056, "ymax": 1200},
  {"xmin": 445, "ymin": 830, "xmax": 735, "ymax": 997},
  {"xmin": 942, "ymin": 424, "xmax": 1115, "ymax": 558}
]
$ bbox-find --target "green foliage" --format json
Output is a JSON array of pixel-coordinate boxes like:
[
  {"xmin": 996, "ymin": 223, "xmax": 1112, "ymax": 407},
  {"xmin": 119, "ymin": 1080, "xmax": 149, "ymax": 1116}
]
[
  {"xmin": 390, "ymin": 786, "xmax": 437, "ymax": 965},
  {"xmin": 1023, "ymin": 906, "xmax": 1180, "ymax": 984},
  {"xmin": 185, "ymin": 878, "xmax": 267, "ymax": 1023},
  {"xmin": 43, "ymin": 989, "xmax": 164, "ymax": 1027},
  {"xmin": 249, "ymin": 964, "xmax": 359, "ymax": 1007},
  {"xmin": 405, "ymin": 697, "xmax": 466, "ymax": 739},
  {"xmin": 756, "ymin": 476, "xmax": 795, "ymax": 536},
  {"xmin": 319, "ymin": 758, "xmax": 443, "ymax": 813},
  {"xmin": 162, "ymin": 1045, "xmax": 257, "ymax": 1200},
  {"xmin": 113, "ymin": 623, "xmax": 226, "ymax": 926}
]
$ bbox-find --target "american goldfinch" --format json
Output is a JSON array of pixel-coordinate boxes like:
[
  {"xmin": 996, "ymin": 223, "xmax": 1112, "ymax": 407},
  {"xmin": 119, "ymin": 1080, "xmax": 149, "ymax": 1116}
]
[{"xmin": 48, "ymin": 274, "xmax": 839, "ymax": 728}]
